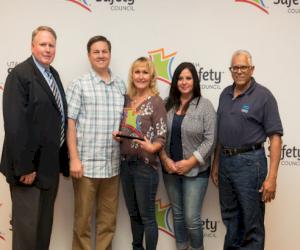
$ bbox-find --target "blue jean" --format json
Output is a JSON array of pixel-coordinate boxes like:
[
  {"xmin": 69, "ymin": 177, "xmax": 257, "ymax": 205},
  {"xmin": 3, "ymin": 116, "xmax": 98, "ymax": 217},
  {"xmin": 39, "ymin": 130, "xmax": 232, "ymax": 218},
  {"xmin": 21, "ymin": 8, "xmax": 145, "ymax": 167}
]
[
  {"xmin": 120, "ymin": 158, "xmax": 159, "ymax": 250},
  {"xmin": 163, "ymin": 173, "xmax": 208, "ymax": 250},
  {"xmin": 218, "ymin": 148, "xmax": 267, "ymax": 250}
]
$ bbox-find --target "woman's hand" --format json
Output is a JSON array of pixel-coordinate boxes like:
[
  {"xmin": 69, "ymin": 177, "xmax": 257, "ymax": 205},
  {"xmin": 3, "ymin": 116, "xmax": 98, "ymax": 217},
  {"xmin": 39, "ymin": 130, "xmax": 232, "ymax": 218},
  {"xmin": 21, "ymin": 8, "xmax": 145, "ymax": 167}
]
[
  {"xmin": 133, "ymin": 137, "xmax": 156, "ymax": 154},
  {"xmin": 175, "ymin": 156, "xmax": 198, "ymax": 175},
  {"xmin": 163, "ymin": 157, "xmax": 177, "ymax": 174},
  {"xmin": 175, "ymin": 160, "xmax": 193, "ymax": 175},
  {"xmin": 112, "ymin": 131, "xmax": 122, "ymax": 142}
]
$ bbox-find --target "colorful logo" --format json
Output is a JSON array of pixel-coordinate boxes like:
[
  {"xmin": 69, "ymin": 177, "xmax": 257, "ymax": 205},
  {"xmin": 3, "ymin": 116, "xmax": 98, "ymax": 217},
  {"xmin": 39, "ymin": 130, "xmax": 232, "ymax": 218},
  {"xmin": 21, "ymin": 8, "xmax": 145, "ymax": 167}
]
[
  {"xmin": 148, "ymin": 48, "xmax": 177, "ymax": 84},
  {"xmin": 241, "ymin": 104, "xmax": 250, "ymax": 113},
  {"xmin": 155, "ymin": 199, "xmax": 174, "ymax": 237},
  {"xmin": 155, "ymin": 199, "xmax": 220, "ymax": 238},
  {"xmin": 235, "ymin": 0, "xmax": 269, "ymax": 14},
  {"xmin": 66, "ymin": 0, "xmax": 136, "ymax": 12},
  {"xmin": 67, "ymin": 0, "xmax": 91, "ymax": 12},
  {"xmin": 120, "ymin": 108, "xmax": 143, "ymax": 138}
]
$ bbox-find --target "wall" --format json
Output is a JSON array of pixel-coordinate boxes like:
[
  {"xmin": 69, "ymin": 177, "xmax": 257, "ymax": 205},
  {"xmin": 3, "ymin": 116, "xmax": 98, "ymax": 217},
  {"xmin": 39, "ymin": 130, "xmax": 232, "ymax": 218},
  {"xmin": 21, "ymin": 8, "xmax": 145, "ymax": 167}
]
[{"xmin": 0, "ymin": 1, "xmax": 299, "ymax": 249}]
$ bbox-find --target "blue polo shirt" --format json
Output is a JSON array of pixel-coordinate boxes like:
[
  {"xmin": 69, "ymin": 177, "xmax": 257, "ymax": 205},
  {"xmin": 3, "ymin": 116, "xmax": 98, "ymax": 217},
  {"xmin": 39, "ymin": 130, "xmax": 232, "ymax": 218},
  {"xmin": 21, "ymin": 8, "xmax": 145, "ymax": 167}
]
[{"xmin": 217, "ymin": 78, "xmax": 283, "ymax": 147}]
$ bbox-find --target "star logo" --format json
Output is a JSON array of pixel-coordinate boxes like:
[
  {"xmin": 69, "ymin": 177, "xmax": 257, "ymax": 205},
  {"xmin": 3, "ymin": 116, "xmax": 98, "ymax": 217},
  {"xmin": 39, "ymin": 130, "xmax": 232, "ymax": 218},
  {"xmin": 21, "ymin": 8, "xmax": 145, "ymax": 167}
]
[
  {"xmin": 148, "ymin": 48, "xmax": 177, "ymax": 84},
  {"xmin": 235, "ymin": 0, "xmax": 269, "ymax": 14},
  {"xmin": 155, "ymin": 199, "xmax": 174, "ymax": 237}
]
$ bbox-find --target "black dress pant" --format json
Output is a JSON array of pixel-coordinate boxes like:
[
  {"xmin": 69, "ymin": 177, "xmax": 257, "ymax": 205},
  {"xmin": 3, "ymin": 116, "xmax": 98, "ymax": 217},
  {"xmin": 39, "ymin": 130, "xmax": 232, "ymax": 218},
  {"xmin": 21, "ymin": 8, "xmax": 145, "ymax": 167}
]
[{"xmin": 10, "ymin": 178, "xmax": 58, "ymax": 250}]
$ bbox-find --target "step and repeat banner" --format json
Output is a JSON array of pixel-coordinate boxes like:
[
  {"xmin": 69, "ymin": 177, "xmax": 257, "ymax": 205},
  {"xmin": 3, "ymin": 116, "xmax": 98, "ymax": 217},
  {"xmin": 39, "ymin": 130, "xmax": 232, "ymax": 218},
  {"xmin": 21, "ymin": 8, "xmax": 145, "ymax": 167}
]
[{"xmin": 0, "ymin": 1, "xmax": 299, "ymax": 249}]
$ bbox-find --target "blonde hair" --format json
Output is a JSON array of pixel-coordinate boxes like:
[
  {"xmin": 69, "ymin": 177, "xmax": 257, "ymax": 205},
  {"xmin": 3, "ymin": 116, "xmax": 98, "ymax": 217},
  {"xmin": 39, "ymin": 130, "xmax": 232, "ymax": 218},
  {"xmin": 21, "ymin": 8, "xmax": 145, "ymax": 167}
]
[{"xmin": 127, "ymin": 57, "xmax": 159, "ymax": 98}]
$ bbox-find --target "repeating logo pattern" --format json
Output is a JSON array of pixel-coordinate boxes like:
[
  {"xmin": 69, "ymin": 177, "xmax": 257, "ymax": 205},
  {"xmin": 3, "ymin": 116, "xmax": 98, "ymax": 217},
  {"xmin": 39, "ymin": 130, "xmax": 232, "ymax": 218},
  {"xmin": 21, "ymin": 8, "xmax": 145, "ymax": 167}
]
[
  {"xmin": 235, "ymin": 0, "xmax": 269, "ymax": 14},
  {"xmin": 155, "ymin": 199, "xmax": 220, "ymax": 238},
  {"xmin": 280, "ymin": 144, "xmax": 300, "ymax": 167},
  {"xmin": 148, "ymin": 48, "xmax": 177, "ymax": 84},
  {"xmin": 66, "ymin": 0, "xmax": 136, "ymax": 12},
  {"xmin": 0, "ymin": 61, "xmax": 19, "ymax": 92},
  {"xmin": 67, "ymin": 0, "xmax": 91, "ymax": 12},
  {"xmin": 155, "ymin": 199, "xmax": 174, "ymax": 237}
]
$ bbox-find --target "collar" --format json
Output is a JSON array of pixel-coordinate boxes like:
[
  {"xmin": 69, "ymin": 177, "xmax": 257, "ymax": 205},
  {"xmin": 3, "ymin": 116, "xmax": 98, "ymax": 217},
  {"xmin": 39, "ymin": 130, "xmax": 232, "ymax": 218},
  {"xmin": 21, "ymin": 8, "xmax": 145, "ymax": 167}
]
[
  {"xmin": 228, "ymin": 77, "xmax": 257, "ymax": 97},
  {"xmin": 190, "ymin": 97, "xmax": 200, "ymax": 105},
  {"xmin": 90, "ymin": 68, "xmax": 116, "ymax": 85},
  {"xmin": 32, "ymin": 55, "xmax": 49, "ymax": 73}
]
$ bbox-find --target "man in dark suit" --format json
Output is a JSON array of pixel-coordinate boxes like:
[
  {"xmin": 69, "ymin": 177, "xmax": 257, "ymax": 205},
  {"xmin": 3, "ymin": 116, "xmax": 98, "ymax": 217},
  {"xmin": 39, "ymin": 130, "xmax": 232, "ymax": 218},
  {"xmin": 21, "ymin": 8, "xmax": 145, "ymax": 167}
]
[{"xmin": 0, "ymin": 26, "xmax": 69, "ymax": 250}]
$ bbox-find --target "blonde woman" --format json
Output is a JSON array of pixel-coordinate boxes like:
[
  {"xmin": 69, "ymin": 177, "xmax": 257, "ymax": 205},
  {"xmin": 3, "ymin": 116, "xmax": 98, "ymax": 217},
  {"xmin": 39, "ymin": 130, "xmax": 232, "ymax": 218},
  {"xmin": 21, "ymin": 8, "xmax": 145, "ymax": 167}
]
[{"xmin": 113, "ymin": 57, "xmax": 167, "ymax": 250}]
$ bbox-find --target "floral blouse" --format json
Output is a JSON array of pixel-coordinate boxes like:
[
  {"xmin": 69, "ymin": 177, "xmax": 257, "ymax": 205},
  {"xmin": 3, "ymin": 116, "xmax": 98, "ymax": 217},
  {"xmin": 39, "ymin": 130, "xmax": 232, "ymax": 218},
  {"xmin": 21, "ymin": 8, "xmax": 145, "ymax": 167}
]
[{"xmin": 120, "ymin": 95, "xmax": 167, "ymax": 169}]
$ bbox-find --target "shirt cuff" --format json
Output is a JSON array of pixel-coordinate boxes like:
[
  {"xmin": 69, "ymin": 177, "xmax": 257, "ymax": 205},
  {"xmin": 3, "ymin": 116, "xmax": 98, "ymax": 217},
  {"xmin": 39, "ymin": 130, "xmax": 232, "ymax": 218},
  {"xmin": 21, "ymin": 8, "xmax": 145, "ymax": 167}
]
[{"xmin": 193, "ymin": 151, "xmax": 205, "ymax": 166}]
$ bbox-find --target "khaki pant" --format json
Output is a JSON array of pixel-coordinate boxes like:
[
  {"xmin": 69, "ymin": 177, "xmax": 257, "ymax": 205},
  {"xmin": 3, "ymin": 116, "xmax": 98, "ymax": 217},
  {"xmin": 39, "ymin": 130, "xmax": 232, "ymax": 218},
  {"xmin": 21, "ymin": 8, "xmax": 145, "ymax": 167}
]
[{"xmin": 72, "ymin": 175, "xmax": 120, "ymax": 250}]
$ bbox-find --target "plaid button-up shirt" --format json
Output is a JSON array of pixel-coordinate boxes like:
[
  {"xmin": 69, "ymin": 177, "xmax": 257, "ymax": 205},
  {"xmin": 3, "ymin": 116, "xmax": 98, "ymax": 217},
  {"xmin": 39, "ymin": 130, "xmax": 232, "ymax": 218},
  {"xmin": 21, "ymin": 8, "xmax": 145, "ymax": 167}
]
[{"xmin": 66, "ymin": 69, "xmax": 125, "ymax": 178}]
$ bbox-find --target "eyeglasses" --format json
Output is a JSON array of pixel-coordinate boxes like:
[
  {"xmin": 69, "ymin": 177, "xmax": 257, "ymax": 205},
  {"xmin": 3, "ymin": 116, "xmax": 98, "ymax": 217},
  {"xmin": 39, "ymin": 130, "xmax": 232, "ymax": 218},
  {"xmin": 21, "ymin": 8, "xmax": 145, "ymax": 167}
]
[{"xmin": 229, "ymin": 65, "xmax": 253, "ymax": 73}]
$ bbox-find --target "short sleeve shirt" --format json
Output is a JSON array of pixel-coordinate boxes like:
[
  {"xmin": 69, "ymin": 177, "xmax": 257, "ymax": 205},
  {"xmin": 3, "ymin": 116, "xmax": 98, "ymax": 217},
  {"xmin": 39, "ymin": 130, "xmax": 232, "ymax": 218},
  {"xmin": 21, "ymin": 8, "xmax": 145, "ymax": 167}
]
[
  {"xmin": 217, "ymin": 78, "xmax": 283, "ymax": 147},
  {"xmin": 66, "ymin": 69, "xmax": 126, "ymax": 178}
]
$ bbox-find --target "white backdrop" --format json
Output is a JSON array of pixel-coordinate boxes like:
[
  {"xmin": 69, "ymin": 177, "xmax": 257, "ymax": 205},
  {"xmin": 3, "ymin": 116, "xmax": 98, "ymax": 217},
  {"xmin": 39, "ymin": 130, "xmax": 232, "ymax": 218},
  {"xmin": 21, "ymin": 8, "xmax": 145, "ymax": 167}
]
[{"xmin": 0, "ymin": 1, "xmax": 299, "ymax": 249}]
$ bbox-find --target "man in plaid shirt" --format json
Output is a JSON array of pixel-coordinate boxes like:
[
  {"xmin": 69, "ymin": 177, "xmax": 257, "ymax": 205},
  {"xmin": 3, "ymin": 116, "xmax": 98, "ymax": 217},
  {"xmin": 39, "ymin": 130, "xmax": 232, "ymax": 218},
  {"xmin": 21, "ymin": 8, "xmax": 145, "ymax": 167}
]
[{"xmin": 66, "ymin": 35, "xmax": 125, "ymax": 250}]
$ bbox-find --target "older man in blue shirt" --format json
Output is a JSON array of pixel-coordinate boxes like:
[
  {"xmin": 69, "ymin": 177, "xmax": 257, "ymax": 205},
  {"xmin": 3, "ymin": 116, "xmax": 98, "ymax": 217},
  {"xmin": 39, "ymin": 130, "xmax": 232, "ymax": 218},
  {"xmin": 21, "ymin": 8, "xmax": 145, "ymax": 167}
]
[{"xmin": 211, "ymin": 50, "xmax": 283, "ymax": 250}]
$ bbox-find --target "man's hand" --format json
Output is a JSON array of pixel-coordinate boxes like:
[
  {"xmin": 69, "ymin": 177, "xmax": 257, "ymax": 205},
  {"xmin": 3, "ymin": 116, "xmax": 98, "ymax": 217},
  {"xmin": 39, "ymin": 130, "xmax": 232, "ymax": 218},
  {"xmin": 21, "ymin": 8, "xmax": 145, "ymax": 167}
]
[
  {"xmin": 211, "ymin": 144, "xmax": 221, "ymax": 186},
  {"xmin": 70, "ymin": 159, "xmax": 84, "ymax": 179},
  {"xmin": 260, "ymin": 134, "xmax": 282, "ymax": 202},
  {"xmin": 259, "ymin": 177, "xmax": 277, "ymax": 203},
  {"xmin": 211, "ymin": 163, "xmax": 219, "ymax": 186},
  {"xmin": 20, "ymin": 171, "xmax": 36, "ymax": 185}
]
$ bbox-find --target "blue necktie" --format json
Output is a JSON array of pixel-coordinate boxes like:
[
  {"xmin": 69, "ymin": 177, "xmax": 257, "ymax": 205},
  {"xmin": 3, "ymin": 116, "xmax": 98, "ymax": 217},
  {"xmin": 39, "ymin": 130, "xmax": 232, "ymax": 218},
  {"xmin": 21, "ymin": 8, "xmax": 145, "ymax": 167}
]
[{"xmin": 45, "ymin": 69, "xmax": 65, "ymax": 146}]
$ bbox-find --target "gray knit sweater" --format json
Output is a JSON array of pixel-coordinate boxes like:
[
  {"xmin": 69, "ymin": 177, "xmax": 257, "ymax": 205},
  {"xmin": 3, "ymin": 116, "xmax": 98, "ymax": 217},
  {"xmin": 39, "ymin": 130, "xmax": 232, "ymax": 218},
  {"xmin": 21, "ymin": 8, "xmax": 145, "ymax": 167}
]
[{"xmin": 165, "ymin": 97, "xmax": 217, "ymax": 177}]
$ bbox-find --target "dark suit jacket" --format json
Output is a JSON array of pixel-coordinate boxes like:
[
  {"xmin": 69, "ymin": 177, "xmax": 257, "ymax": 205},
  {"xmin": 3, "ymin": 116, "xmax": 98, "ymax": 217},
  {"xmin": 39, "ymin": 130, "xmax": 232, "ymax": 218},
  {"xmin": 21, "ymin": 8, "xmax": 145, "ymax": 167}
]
[{"xmin": 0, "ymin": 56, "xmax": 69, "ymax": 189}]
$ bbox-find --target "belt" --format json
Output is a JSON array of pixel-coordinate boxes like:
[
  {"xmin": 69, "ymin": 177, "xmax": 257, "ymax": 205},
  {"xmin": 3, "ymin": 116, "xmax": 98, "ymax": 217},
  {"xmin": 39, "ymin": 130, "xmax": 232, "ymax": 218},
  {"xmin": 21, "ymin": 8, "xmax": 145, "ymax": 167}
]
[
  {"xmin": 121, "ymin": 154, "xmax": 139, "ymax": 161},
  {"xmin": 222, "ymin": 143, "xmax": 263, "ymax": 156}
]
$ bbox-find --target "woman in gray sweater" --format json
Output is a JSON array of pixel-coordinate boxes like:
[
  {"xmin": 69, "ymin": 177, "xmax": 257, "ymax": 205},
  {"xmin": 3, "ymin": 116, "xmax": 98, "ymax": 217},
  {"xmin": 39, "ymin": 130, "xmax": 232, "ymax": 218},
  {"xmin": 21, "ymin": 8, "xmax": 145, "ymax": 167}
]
[{"xmin": 160, "ymin": 62, "xmax": 216, "ymax": 250}]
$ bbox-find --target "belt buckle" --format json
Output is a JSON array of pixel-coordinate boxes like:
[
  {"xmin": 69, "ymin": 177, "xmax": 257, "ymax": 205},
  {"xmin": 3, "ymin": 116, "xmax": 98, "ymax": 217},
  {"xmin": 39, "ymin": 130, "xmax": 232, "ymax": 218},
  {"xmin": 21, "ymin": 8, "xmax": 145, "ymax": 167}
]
[
  {"xmin": 224, "ymin": 148, "xmax": 233, "ymax": 156},
  {"xmin": 224, "ymin": 148, "xmax": 238, "ymax": 156}
]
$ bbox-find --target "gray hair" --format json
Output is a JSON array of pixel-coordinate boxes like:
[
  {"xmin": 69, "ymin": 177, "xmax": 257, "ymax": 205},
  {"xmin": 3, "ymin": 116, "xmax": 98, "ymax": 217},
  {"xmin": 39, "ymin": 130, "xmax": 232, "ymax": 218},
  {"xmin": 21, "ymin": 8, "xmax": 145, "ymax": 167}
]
[
  {"xmin": 231, "ymin": 49, "xmax": 253, "ymax": 66},
  {"xmin": 32, "ymin": 26, "xmax": 57, "ymax": 42}
]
